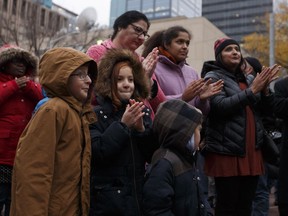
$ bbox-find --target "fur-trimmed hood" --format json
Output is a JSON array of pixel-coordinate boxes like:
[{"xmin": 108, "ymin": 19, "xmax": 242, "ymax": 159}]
[
  {"xmin": 0, "ymin": 44, "xmax": 38, "ymax": 77},
  {"xmin": 96, "ymin": 48, "xmax": 150, "ymax": 101}
]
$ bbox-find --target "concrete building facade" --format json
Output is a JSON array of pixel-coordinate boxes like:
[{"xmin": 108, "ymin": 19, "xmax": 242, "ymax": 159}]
[
  {"xmin": 0, "ymin": 0, "xmax": 77, "ymax": 50},
  {"xmin": 139, "ymin": 16, "xmax": 226, "ymax": 73}
]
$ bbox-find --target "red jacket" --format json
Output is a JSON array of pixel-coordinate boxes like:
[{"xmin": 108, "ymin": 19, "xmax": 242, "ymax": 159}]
[{"xmin": 0, "ymin": 72, "xmax": 43, "ymax": 166}]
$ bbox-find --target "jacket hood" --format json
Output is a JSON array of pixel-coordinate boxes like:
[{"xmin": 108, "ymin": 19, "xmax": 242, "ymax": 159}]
[
  {"xmin": 153, "ymin": 99, "xmax": 202, "ymax": 153},
  {"xmin": 95, "ymin": 48, "xmax": 150, "ymax": 100},
  {"xmin": 200, "ymin": 60, "xmax": 219, "ymax": 78},
  {"xmin": 0, "ymin": 44, "xmax": 38, "ymax": 77},
  {"xmin": 201, "ymin": 60, "xmax": 247, "ymax": 82},
  {"xmin": 39, "ymin": 47, "xmax": 97, "ymax": 108}
]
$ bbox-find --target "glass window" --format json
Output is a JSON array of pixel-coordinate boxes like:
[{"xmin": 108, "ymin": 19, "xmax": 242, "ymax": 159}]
[
  {"xmin": 127, "ymin": 0, "xmax": 141, "ymax": 11},
  {"xmin": 155, "ymin": 0, "xmax": 170, "ymax": 11},
  {"xmin": 3, "ymin": 0, "xmax": 8, "ymax": 11},
  {"xmin": 12, "ymin": 0, "xmax": 18, "ymax": 15},
  {"xmin": 21, "ymin": 1, "xmax": 26, "ymax": 18},
  {"xmin": 40, "ymin": 8, "xmax": 45, "ymax": 26},
  {"xmin": 142, "ymin": 0, "xmax": 154, "ymax": 13}
]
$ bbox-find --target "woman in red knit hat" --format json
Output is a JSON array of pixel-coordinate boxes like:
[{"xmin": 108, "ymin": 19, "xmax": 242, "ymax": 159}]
[{"xmin": 201, "ymin": 38, "xmax": 278, "ymax": 216}]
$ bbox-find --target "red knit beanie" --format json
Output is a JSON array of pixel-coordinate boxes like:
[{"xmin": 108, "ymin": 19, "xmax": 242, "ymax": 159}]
[{"xmin": 214, "ymin": 38, "xmax": 240, "ymax": 58}]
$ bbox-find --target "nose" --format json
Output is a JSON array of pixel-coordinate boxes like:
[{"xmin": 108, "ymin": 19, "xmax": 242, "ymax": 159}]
[
  {"xmin": 138, "ymin": 33, "xmax": 145, "ymax": 40},
  {"xmin": 85, "ymin": 75, "xmax": 92, "ymax": 84},
  {"xmin": 122, "ymin": 79, "xmax": 131, "ymax": 87}
]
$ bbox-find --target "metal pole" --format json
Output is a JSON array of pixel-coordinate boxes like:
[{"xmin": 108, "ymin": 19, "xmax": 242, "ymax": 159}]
[{"xmin": 269, "ymin": 13, "xmax": 275, "ymax": 66}]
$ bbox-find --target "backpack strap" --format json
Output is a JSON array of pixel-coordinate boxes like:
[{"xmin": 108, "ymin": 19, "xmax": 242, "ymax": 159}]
[{"xmin": 151, "ymin": 148, "xmax": 193, "ymax": 176}]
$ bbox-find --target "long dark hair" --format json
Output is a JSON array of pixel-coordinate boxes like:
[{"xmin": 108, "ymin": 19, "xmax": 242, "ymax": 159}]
[
  {"xmin": 215, "ymin": 51, "xmax": 246, "ymax": 82},
  {"xmin": 142, "ymin": 26, "xmax": 191, "ymax": 58}
]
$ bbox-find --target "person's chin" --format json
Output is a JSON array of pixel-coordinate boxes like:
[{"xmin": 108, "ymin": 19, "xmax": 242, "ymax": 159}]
[{"xmin": 119, "ymin": 94, "xmax": 131, "ymax": 101}]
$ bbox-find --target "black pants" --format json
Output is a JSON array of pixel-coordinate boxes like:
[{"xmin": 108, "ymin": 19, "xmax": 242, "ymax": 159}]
[
  {"xmin": 214, "ymin": 176, "xmax": 259, "ymax": 216},
  {"xmin": 0, "ymin": 183, "xmax": 11, "ymax": 216}
]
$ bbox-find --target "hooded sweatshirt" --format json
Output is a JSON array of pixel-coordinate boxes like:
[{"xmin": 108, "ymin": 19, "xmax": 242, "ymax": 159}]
[{"xmin": 10, "ymin": 47, "xmax": 97, "ymax": 216}]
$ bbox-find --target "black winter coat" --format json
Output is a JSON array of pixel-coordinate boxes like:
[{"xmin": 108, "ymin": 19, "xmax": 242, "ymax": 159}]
[
  {"xmin": 89, "ymin": 97, "xmax": 158, "ymax": 216},
  {"xmin": 143, "ymin": 149, "xmax": 211, "ymax": 216},
  {"xmin": 202, "ymin": 61, "xmax": 273, "ymax": 156},
  {"xmin": 143, "ymin": 99, "xmax": 212, "ymax": 216},
  {"xmin": 273, "ymin": 77, "xmax": 288, "ymax": 214}
]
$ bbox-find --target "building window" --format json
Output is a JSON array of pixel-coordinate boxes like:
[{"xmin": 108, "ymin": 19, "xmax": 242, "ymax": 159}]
[
  {"xmin": 21, "ymin": 1, "xmax": 26, "ymax": 18},
  {"xmin": 127, "ymin": 0, "xmax": 141, "ymax": 11},
  {"xmin": 142, "ymin": 0, "xmax": 154, "ymax": 13},
  {"xmin": 40, "ymin": 8, "xmax": 45, "ymax": 26},
  {"xmin": 12, "ymin": 0, "xmax": 18, "ymax": 15},
  {"xmin": 155, "ymin": 0, "xmax": 170, "ymax": 11},
  {"xmin": 48, "ymin": 12, "xmax": 53, "ymax": 29},
  {"xmin": 3, "ymin": 0, "xmax": 8, "ymax": 11},
  {"xmin": 56, "ymin": 15, "xmax": 60, "ymax": 31}
]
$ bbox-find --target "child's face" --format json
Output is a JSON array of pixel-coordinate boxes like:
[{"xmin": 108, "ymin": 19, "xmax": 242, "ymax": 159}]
[
  {"xmin": 117, "ymin": 66, "xmax": 135, "ymax": 100},
  {"xmin": 68, "ymin": 65, "xmax": 91, "ymax": 103},
  {"xmin": 5, "ymin": 59, "xmax": 28, "ymax": 77}
]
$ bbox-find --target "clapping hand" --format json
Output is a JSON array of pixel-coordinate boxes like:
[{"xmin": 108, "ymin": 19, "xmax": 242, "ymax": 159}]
[
  {"xmin": 142, "ymin": 47, "xmax": 159, "ymax": 80},
  {"xmin": 15, "ymin": 76, "xmax": 29, "ymax": 88},
  {"xmin": 251, "ymin": 64, "xmax": 281, "ymax": 94},
  {"xmin": 199, "ymin": 79, "xmax": 224, "ymax": 100},
  {"xmin": 121, "ymin": 99, "xmax": 145, "ymax": 132},
  {"xmin": 182, "ymin": 79, "xmax": 205, "ymax": 102}
]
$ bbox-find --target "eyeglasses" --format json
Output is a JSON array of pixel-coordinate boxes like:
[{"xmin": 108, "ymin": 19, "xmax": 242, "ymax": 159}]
[
  {"xmin": 70, "ymin": 71, "xmax": 91, "ymax": 80},
  {"xmin": 130, "ymin": 23, "xmax": 150, "ymax": 39}
]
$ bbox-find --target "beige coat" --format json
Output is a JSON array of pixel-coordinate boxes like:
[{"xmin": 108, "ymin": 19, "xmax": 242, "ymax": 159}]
[{"xmin": 10, "ymin": 48, "xmax": 97, "ymax": 216}]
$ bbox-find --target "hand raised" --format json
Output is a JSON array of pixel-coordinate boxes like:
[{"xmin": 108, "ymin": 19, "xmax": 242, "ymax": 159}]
[
  {"xmin": 182, "ymin": 79, "xmax": 205, "ymax": 102},
  {"xmin": 142, "ymin": 47, "xmax": 159, "ymax": 79},
  {"xmin": 15, "ymin": 76, "xmax": 29, "ymax": 88},
  {"xmin": 121, "ymin": 99, "xmax": 145, "ymax": 132},
  {"xmin": 199, "ymin": 79, "xmax": 224, "ymax": 100}
]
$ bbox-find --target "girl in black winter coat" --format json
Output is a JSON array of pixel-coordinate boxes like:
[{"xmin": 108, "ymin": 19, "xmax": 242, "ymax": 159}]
[{"xmin": 89, "ymin": 49, "xmax": 159, "ymax": 216}]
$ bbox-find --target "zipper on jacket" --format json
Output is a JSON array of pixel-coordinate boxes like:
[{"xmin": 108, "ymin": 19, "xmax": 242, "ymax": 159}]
[{"xmin": 129, "ymin": 135, "xmax": 141, "ymax": 216}]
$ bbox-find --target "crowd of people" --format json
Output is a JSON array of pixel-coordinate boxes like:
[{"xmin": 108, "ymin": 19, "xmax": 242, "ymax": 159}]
[{"xmin": 0, "ymin": 10, "xmax": 287, "ymax": 216}]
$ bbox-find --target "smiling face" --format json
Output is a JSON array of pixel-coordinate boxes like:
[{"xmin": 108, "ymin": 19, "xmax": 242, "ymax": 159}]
[
  {"xmin": 115, "ymin": 19, "xmax": 149, "ymax": 51},
  {"xmin": 221, "ymin": 44, "xmax": 241, "ymax": 70},
  {"xmin": 67, "ymin": 64, "xmax": 92, "ymax": 103},
  {"xmin": 117, "ymin": 65, "xmax": 135, "ymax": 100},
  {"xmin": 164, "ymin": 31, "xmax": 190, "ymax": 63},
  {"xmin": 4, "ymin": 59, "xmax": 28, "ymax": 77}
]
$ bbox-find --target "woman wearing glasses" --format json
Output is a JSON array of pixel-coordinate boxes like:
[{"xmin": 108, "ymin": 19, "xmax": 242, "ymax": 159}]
[{"xmin": 86, "ymin": 10, "xmax": 166, "ymax": 119}]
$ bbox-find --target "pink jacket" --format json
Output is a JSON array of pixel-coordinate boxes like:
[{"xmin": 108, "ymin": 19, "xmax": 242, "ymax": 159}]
[{"xmin": 87, "ymin": 39, "xmax": 166, "ymax": 118}]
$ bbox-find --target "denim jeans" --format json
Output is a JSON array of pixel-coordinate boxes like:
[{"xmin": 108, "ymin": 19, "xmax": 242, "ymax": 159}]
[
  {"xmin": 0, "ymin": 183, "xmax": 11, "ymax": 216},
  {"xmin": 251, "ymin": 168, "xmax": 269, "ymax": 216}
]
